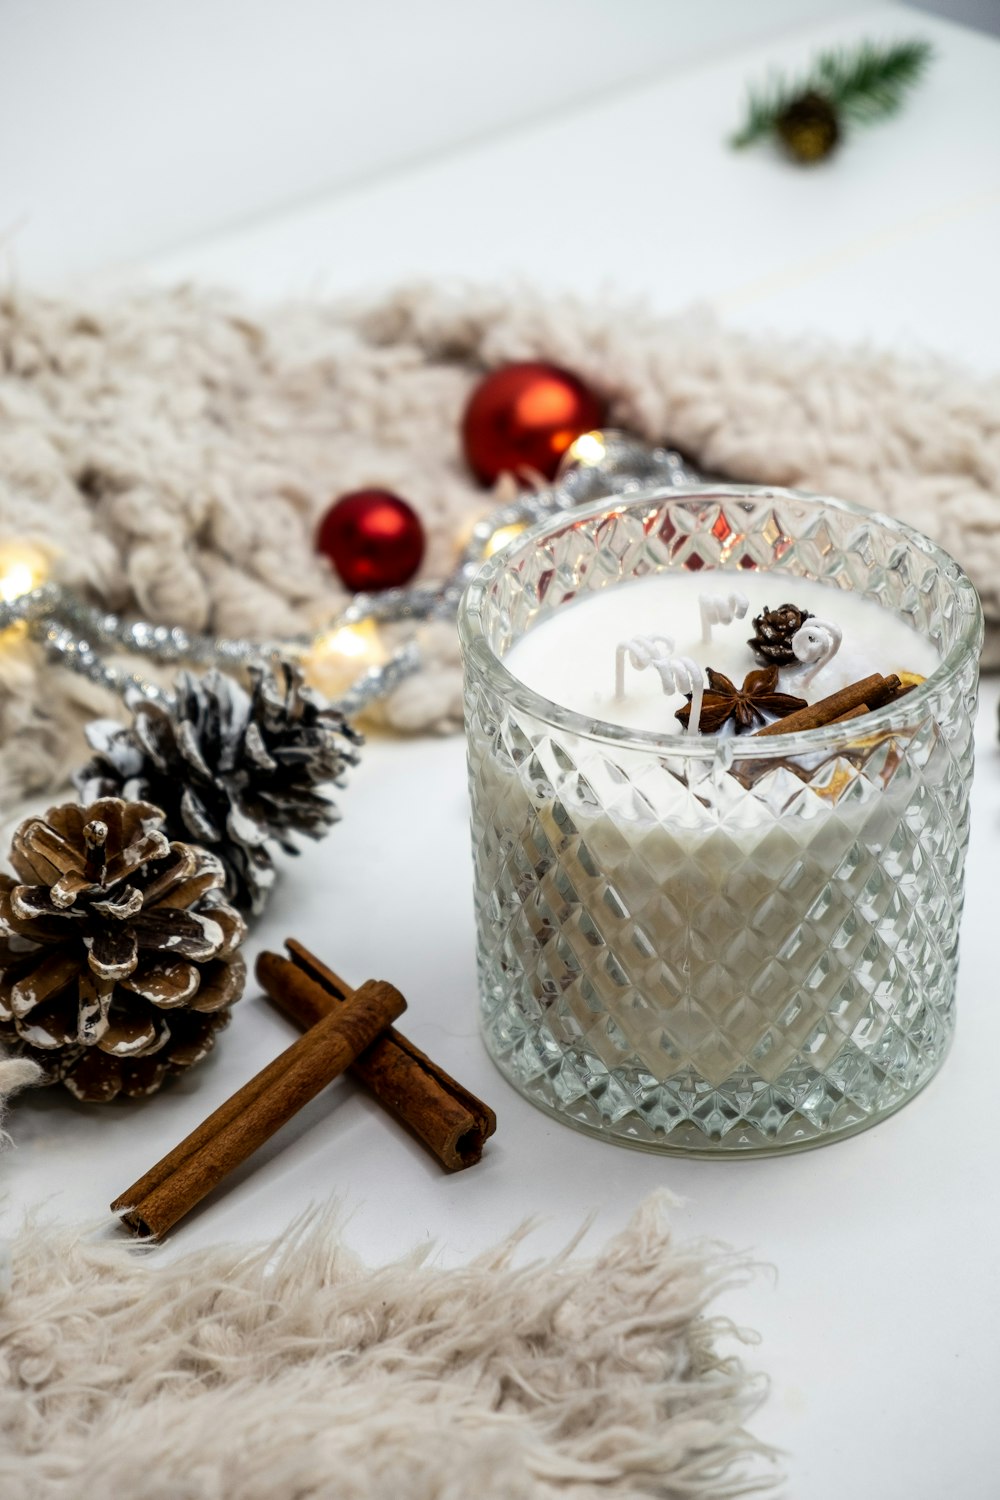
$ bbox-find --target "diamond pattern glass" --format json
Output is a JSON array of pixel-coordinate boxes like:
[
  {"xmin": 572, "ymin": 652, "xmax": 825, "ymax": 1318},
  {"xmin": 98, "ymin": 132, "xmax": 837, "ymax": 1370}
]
[{"xmin": 459, "ymin": 487, "xmax": 982, "ymax": 1154}]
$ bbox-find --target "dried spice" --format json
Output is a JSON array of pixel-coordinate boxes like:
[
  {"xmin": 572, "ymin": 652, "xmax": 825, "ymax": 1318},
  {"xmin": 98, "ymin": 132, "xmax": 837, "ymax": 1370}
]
[
  {"xmin": 753, "ymin": 673, "xmax": 904, "ymax": 737},
  {"xmin": 748, "ymin": 603, "xmax": 813, "ymax": 666},
  {"xmin": 113, "ymin": 979, "xmax": 406, "ymax": 1240},
  {"xmin": 256, "ymin": 939, "xmax": 497, "ymax": 1172},
  {"xmin": 0, "ymin": 798, "xmax": 246, "ymax": 1102},
  {"xmin": 675, "ymin": 667, "xmax": 807, "ymax": 734}
]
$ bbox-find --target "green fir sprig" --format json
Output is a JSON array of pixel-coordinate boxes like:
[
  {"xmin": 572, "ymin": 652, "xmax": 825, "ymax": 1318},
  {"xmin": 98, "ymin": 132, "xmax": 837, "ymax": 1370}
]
[{"xmin": 731, "ymin": 38, "xmax": 934, "ymax": 152}]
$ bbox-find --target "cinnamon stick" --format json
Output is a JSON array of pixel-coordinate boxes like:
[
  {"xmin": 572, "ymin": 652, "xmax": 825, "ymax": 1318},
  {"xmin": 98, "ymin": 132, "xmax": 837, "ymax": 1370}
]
[
  {"xmin": 861, "ymin": 675, "xmax": 908, "ymax": 709},
  {"xmin": 112, "ymin": 979, "xmax": 405, "ymax": 1239},
  {"xmin": 753, "ymin": 674, "xmax": 902, "ymax": 736},
  {"xmin": 256, "ymin": 940, "xmax": 496, "ymax": 1172},
  {"xmin": 828, "ymin": 704, "xmax": 870, "ymax": 724}
]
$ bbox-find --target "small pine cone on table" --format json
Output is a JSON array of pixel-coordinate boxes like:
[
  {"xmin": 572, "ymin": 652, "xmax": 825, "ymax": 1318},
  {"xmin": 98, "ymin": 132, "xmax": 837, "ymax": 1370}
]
[
  {"xmin": 747, "ymin": 603, "xmax": 813, "ymax": 667},
  {"xmin": 0, "ymin": 798, "xmax": 246, "ymax": 1103},
  {"xmin": 775, "ymin": 90, "xmax": 841, "ymax": 164},
  {"xmin": 77, "ymin": 661, "xmax": 362, "ymax": 917}
]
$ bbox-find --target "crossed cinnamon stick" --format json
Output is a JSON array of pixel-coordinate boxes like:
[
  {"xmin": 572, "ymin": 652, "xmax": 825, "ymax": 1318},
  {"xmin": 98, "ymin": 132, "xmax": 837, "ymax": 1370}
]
[
  {"xmin": 257, "ymin": 941, "xmax": 496, "ymax": 1173},
  {"xmin": 112, "ymin": 941, "xmax": 495, "ymax": 1240},
  {"xmin": 752, "ymin": 672, "xmax": 908, "ymax": 736}
]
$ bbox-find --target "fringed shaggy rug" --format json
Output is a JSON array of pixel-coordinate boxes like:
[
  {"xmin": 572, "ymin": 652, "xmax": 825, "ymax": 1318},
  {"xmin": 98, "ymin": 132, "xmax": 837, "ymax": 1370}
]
[
  {"xmin": 0, "ymin": 1057, "xmax": 39, "ymax": 1142},
  {"xmin": 1, "ymin": 281, "xmax": 998, "ymax": 803},
  {"xmin": 0, "ymin": 1196, "xmax": 772, "ymax": 1500}
]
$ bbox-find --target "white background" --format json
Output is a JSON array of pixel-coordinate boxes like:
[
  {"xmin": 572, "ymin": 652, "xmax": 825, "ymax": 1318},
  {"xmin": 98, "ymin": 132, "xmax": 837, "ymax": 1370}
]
[
  {"xmin": 3, "ymin": 5, "xmax": 1000, "ymax": 1499},
  {"xmin": 3, "ymin": 0, "xmax": 865, "ymax": 282}
]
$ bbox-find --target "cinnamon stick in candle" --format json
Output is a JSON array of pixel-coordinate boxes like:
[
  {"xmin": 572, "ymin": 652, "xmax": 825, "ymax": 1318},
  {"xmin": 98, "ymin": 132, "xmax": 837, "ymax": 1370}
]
[
  {"xmin": 828, "ymin": 704, "xmax": 870, "ymax": 724},
  {"xmin": 753, "ymin": 674, "xmax": 902, "ymax": 737},
  {"xmin": 112, "ymin": 979, "xmax": 405, "ymax": 1239},
  {"xmin": 256, "ymin": 941, "xmax": 496, "ymax": 1172}
]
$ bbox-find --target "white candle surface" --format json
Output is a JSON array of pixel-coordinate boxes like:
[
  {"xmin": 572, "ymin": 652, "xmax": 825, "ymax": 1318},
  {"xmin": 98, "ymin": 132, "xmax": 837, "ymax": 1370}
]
[
  {"xmin": 504, "ymin": 572, "xmax": 940, "ymax": 734},
  {"xmin": 481, "ymin": 572, "xmax": 945, "ymax": 1090}
]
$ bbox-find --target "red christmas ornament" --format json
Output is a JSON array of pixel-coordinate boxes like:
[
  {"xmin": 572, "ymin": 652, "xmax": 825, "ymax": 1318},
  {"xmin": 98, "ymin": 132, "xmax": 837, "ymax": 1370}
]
[
  {"xmin": 461, "ymin": 361, "xmax": 605, "ymax": 485},
  {"xmin": 315, "ymin": 489, "xmax": 425, "ymax": 592}
]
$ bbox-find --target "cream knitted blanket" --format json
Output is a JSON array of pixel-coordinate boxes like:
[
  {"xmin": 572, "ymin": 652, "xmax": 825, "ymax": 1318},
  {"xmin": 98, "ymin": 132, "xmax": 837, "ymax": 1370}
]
[{"xmin": 1, "ymin": 281, "xmax": 997, "ymax": 803}]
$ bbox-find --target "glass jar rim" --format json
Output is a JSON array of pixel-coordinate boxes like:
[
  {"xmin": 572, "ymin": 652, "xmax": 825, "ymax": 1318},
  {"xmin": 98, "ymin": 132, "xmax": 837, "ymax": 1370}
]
[{"xmin": 457, "ymin": 483, "xmax": 984, "ymax": 761}]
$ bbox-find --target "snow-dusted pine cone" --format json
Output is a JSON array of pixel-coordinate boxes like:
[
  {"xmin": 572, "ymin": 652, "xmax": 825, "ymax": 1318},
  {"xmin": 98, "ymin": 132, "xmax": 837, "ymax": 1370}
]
[
  {"xmin": 747, "ymin": 603, "xmax": 813, "ymax": 667},
  {"xmin": 0, "ymin": 798, "xmax": 246, "ymax": 1103},
  {"xmin": 77, "ymin": 662, "xmax": 362, "ymax": 915}
]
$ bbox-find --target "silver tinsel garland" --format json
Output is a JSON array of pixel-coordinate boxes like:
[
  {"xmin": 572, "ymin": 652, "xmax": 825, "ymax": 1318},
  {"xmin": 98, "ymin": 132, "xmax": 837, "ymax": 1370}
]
[
  {"xmin": 0, "ymin": 433, "xmax": 696, "ymax": 1087},
  {"xmin": 0, "ymin": 433, "xmax": 694, "ymax": 714}
]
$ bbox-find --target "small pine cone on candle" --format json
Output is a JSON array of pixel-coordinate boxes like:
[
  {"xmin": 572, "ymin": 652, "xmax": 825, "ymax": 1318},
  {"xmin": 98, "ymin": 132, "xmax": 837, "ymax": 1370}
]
[
  {"xmin": 77, "ymin": 662, "xmax": 362, "ymax": 916},
  {"xmin": 748, "ymin": 603, "xmax": 814, "ymax": 667},
  {"xmin": 0, "ymin": 798, "xmax": 246, "ymax": 1103}
]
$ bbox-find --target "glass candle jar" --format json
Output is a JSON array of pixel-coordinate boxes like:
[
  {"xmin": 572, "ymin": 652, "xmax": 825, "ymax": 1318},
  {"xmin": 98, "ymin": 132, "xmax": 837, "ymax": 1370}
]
[{"xmin": 458, "ymin": 486, "xmax": 982, "ymax": 1155}]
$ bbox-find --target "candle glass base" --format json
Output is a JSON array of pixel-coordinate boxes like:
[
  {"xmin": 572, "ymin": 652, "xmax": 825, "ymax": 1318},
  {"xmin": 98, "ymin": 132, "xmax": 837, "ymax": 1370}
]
[{"xmin": 459, "ymin": 486, "xmax": 982, "ymax": 1155}]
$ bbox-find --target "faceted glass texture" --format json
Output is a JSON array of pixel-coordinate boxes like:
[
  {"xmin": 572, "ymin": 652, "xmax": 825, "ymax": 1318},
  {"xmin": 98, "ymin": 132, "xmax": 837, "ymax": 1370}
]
[{"xmin": 459, "ymin": 487, "xmax": 982, "ymax": 1154}]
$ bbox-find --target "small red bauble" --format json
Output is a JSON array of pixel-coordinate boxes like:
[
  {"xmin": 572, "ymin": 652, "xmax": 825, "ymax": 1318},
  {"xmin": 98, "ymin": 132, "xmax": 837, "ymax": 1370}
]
[
  {"xmin": 315, "ymin": 489, "xmax": 425, "ymax": 592},
  {"xmin": 461, "ymin": 361, "xmax": 605, "ymax": 485}
]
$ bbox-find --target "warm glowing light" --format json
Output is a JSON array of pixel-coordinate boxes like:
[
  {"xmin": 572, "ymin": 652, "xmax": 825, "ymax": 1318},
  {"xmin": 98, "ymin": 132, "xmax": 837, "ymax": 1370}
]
[
  {"xmin": 562, "ymin": 430, "xmax": 607, "ymax": 468},
  {"xmin": 0, "ymin": 544, "xmax": 49, "ymax": 642},
  {"xmin": 319, "ymin": 621, "xmax": 383, "ymax": 661},
  {"xmin": 483, "ymin": 523, "xmax": 527, "ymax": 559},
  {"xmin": 1, "ymin": 562, "xmax": 34, "ymax": 602},
  {"xmin": 300, "ymin": 619, "xmax": 387, "ymax": 699},
  {"xmin": 0, "ymin": 543, "xmax": 48, "ymax": 605}
]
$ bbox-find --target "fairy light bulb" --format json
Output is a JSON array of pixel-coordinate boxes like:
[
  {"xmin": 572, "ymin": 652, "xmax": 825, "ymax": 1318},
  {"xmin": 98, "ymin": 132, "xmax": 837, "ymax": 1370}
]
[
  {"xmin": 0, "ymin": 544, "xmax": 49, "ymax": 642},
  {"xmin": 457, "ymin": 511, "xmax": 528, "ymax": 563},
  {"xmin": 300, "ymin": 619, "xmax": 387, "ymax": 699},
  {"xmin": 561, "ymin": 430, "xmax": 607, "ymax": 468},
  {"xmin": 0, "ymin": 543, "xmax": 48, "ymax": 604},
  {"xmin": 483, "ymin": 522, "xmax": 527, "ymax": 559}
]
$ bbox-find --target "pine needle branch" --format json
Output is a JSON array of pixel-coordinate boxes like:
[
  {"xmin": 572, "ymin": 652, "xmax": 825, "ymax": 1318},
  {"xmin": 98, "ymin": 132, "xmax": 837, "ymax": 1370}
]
[
  {"xmin": 815, "ymin": 39, "xmax": 934, "ymax": 123},
  {"xmin": 730, "ymin": 37, "xmax": 934, "ymax": 149},
  {"xmin": 730, "ymin": 74, "xmax": 791, "ymax": 149}
]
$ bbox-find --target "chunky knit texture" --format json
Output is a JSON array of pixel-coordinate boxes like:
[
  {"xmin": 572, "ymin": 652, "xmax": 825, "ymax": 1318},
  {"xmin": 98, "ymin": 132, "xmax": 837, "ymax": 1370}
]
[{"xmin": 1, "ymin": 281, "xmax": 996, "ymax": 803}]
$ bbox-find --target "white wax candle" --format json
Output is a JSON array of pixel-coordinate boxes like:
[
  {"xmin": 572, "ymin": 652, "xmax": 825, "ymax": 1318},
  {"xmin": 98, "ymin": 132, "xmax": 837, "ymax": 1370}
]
[
  {"xmin": 505, "ymin": 572, "xmax": 939, "ymax": 735},
  {"xmin": 486, "ymin": 573, "xmax": 943, "ymax": 1090}
]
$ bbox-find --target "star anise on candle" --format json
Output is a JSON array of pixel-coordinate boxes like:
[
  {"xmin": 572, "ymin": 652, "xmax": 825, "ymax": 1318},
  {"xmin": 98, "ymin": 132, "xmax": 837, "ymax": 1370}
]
[{"xmin": 675, "ymin": 667, "xmax": 808, "ymax": 734}]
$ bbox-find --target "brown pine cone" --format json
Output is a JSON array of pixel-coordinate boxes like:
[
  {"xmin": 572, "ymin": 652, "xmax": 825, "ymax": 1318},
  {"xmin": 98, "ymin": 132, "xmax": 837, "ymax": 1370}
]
[
  {"xmin": 748, "ymin": 603, "xmax": 814, "ymax": 667},
  {"xmin": 775, "ymin": 90, "xmax": 841, "ymax": 164},
  {"xmin": 0, "ymin": 798, "xmax": 246, "ymax": 1103}
]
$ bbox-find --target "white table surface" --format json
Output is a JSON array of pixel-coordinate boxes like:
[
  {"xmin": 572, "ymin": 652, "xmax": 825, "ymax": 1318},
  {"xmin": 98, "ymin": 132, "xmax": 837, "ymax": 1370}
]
[{"xmin": 5, "ymin": 7, "xmax": 1000, "ymax": 1499}]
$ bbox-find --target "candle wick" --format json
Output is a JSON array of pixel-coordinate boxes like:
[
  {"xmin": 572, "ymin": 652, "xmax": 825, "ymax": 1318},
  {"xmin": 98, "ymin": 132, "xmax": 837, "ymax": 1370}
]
[
  {"xmin": 675, "ymin": 657, "xmax": 706, "ymax": 735},
  {"xmin": 699, "ymin": 590, "xmax": 749, "ymax": 645},
  {"xmin": 614, "ymin": 635, "xmax": 675, "ymax": 700},
  {"xmin": 614, "ymin": 638, "xmax": 705, "ymax": 732},
  {"xmin": 790, "ymin": 618, "xmax": 843, "ymax": 687}
]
